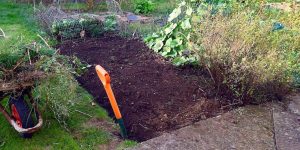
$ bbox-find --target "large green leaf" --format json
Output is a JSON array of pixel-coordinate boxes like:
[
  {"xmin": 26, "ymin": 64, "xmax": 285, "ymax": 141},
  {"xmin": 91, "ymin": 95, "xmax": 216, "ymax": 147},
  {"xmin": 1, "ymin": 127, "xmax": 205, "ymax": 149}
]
[
  {"xmin": 146, "ymin": 40, "xmax": 155, "ymax": 48},
  {"xmin": 161, "ymin": 46, "xmax": 172, "ymax": 57},
  {"xmin": 172, "ymin": 57, "xmax": 186, "ymax": 66},
  {"xmin": 181, "ymin": 18, "xmax": 191, "ymax": 29},
  {"xmin": 186, "ymin": 6, "xmax": 193, "ymax": 16},
  {"xmin": 164, "ymin": 23, "xmax": 178, "ymax": 35},
  {"xmin": 168, "ymin": 7, "xmax": 182, "ymax": 22},
  {"xmin": 165, "ymin": 38, "xmax": 173, "ymax": 47},
  {"xmin": 165, "ymin": 49, "xmax": 178, "ymax": 58},
  {"xmin": 153, "ymin": 39, "xmax": 164, "ymax": 52},
  {"xmin": 170, "ymin": 39, "xmax": 183, "ymax": 48}
]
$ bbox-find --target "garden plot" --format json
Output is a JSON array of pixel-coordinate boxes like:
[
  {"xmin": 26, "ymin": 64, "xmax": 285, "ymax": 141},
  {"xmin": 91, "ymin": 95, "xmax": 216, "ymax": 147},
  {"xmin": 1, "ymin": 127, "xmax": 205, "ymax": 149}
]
[{"xmin": 59, "ymin": 35, "xmax": 231, "ymax": 141}]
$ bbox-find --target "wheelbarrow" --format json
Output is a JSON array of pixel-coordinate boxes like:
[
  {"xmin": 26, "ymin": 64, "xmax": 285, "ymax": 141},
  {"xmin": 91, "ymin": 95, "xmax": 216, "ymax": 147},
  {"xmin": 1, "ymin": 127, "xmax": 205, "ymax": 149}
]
[{"xmin": 0, "ymin": 81, "xmax": 43, "ymax": 138}]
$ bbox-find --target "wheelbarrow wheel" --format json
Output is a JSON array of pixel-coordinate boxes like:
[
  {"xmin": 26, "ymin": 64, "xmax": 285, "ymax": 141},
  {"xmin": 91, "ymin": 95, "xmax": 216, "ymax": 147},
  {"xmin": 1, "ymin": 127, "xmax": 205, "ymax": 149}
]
[{"xmin": 9, "ymin": 95, "xmax": 34, "ymax": 138}]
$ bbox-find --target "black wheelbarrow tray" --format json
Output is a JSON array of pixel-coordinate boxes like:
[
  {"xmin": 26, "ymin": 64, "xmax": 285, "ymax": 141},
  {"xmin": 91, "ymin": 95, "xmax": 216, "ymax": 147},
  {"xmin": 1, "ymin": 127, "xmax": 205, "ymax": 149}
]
[{"xmin": 0, "ymin": 81, "xmax": 43, "ymax": 138}]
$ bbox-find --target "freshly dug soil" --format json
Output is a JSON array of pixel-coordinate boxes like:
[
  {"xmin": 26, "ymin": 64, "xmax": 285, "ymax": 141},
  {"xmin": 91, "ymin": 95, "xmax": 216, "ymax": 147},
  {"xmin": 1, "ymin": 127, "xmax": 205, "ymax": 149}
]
[{"xmin": 60, "ymin": 35, "xmax": 225, "ymax": 141}]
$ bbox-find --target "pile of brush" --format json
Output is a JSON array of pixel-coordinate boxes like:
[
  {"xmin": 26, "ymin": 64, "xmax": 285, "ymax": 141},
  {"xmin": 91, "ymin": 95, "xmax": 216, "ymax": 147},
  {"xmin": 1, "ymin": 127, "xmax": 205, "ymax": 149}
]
[{"xmin": 0, "ymin": 42, "xmax": 54, "ymax": 92}]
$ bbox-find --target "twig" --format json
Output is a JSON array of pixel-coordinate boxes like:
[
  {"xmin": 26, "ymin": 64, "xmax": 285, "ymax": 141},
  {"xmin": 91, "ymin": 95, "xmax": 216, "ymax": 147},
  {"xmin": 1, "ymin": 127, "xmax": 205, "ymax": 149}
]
[
  {"xmin": 221, "ymin": 101, "xmax": 242, "ymax": 109},
  {"xmin": 206, "ymin": 65, "xmax": 216, "ymax": 84},
  {"xmin": 74, "ymin": 109, "xmax": 92, "ymax": 118},
  {"xmin": 12, "ymin": 55, "xmax": 26, "ymax": 71},
  {"xmin": 139, "ymin": 123, "xmax": 149, "ymax": 130},
  {"xmin": 27, "ymin": 49, "xmax": 32, "ymax": 65},
  {"xmin": 0, "ymin": 28, "xmax": 5, "ymax": 38},
  {"xmin": 0, "ymin": 66, "xmax": 8, "ymax": 72},
  {"xmin": 37, "ymin": 34, "xmax": 51, "ymax": 49}
]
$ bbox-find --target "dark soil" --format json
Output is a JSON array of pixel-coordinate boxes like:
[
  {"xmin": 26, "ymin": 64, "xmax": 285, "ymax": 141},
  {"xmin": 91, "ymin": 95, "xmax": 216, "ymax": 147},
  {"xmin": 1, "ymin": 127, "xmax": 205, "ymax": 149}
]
[{"xmin": 59, "ymin": 35, "xmax": 226, "ymax": 141}]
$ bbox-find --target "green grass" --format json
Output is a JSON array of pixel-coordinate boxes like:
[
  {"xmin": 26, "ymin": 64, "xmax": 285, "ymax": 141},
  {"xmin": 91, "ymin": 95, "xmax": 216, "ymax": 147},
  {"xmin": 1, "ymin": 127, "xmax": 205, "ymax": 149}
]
[
  {"xmin": 121, "ymin": 22, "xmax": 161, "ymax": 38},
  {"xmin": 0, "ymin": 87, "xmax": 115, "ymax": 149},
  {"xmin": 63, "ymin": 2, "xmax": 87, "ymax": 10},
  {"xmin": 0, "ymin": 2, "xmax": 39, "ymax": 53},
  {"xmin": 62, "ymin": 2, "xmax": 108, "ymax": 12},
  {"xmin": 61, "ymin": 0, "xmax": 176, "ymax": 16},
  {"xmin": 120, "ymin": 0, "xmax": 176, "ymax": 16},
  {"xmin": 0, "ymin": 1, "xmax": 136, "ymax": 149}
]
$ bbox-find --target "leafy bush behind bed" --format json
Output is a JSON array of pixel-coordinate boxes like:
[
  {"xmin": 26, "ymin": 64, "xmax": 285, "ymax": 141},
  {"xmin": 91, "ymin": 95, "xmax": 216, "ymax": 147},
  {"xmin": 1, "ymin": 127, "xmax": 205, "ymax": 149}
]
[
  {"xmin": 51, "ymin": 15, "xmax": 117, "ymax": 40},
  {"xmin": 194, "ymin": 5, "xmax": 300, "ymax": 103}
]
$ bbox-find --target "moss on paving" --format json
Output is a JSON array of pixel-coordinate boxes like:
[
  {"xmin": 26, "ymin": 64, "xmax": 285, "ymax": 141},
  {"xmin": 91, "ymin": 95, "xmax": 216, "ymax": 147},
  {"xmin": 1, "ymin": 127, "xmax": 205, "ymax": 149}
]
[{"xmin": 0, "ymin": 1, "xmax": 136, "ymax": 149}]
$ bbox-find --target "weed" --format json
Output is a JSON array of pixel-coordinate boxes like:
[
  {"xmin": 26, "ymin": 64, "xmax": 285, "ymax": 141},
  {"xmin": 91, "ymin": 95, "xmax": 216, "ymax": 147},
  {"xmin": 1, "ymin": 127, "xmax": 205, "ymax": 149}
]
[
  {"xmin": 120, "ymin": 22, "xmax": 160, "ymax": 38},
  {"xmin": 104, "ymin": 15, "xmax": 118, "ymax": 32},
  {"xmin": 134, "ymin": 0, "xmax": 155, "ymax": 14}
]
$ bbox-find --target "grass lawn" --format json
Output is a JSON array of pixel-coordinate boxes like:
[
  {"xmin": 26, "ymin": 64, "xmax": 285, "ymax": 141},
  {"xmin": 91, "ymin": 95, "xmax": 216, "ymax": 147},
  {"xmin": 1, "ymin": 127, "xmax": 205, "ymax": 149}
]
[
  {"xmin": 0, "ymin": 1, "xmax": 136, "ymax": 149},
  {"xmin": 62, "ymin": 2, "xmax": 108, "ymax": 12},
  {"xmin": 61, "ymin": 0, "xmax": 176, "ymax": 16}
]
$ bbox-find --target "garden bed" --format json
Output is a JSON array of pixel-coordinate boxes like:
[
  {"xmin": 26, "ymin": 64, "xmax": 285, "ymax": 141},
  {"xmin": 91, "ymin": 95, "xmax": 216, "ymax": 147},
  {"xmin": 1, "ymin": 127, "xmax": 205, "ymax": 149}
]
[{"xmin": 59, "ymin": 35, "xmax": 229, "ymax": 141}]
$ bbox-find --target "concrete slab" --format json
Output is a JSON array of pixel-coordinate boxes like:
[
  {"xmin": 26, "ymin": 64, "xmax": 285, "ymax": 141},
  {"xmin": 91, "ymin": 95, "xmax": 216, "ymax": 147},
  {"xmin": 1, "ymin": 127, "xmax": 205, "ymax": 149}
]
[
  {"xmin": 273, "ymin": 94, "xmax": 300, "ymax": 150},
  {"xmin": 130, "ymin": 105, "xmax": 275, "ymax": 150}
]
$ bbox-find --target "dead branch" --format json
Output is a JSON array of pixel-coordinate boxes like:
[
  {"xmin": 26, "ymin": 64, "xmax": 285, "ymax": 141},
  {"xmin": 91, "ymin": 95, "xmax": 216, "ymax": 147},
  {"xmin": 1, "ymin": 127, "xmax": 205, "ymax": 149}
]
[
  {"xmin": 0, "ymin": 82, "xmax": 34, "ymax": 92},
  {"xmin": 206, "ymin": 65, "xmax": 216, "ymax": 84},
  {"xmin": 74, "ymin": 109, "xmax": 92, "ymax": 118},
  {"xmin": 37, "ymin": 34, "xmax": 51, "ymax": 49}
]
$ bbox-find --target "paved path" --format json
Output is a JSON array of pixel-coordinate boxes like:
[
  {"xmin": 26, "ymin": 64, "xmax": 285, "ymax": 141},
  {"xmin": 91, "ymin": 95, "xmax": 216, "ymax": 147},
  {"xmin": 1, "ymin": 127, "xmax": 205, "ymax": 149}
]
[
  {"xmin": 129, "ymin": 94, "xmax": 300, "ymax": 150},
  {"xmin": 273, "ymin": 94, "xmax": 300, "ymax": 150}
]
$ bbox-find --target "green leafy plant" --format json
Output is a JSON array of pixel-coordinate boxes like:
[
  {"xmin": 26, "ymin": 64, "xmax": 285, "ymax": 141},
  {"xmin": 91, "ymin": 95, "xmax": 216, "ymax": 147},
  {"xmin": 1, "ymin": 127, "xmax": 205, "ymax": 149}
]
[
  {"xmin": 51, "ymin": 15, "xmax": 119, "ymax": 40},
  {"xmin": 144, "ymin": 1, "xmax": 197, "ymax": 66},
  {"xmin": 134, "ymin": 0, "xmax": 155, "ymax": 14},
  {"xmin": 103, "ymin": 15, "xmax": 118, "ymax": 32},
  {"xmin": 51, "ymin": 16, "xmax": 104, "ymax": 40}
]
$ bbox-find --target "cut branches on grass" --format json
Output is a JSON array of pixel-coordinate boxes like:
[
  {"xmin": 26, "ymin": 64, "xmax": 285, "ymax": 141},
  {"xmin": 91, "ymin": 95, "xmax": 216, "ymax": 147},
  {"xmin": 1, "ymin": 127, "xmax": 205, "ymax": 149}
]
[{"xmin": 0, "ymin": 2, "xmax": 125, "ymax": 149}]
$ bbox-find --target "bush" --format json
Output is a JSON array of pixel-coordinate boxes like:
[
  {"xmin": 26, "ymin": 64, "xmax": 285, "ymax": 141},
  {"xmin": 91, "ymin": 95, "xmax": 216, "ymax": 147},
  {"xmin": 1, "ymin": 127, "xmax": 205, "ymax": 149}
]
[
  {"xmin": 103, "ymin": 15, "xmax": 118, "ymax": 32},
  {"xmin": 51, "ymin": 16, "xmax": 104, "ymax": 40},
  {"xmin": 192, "ymin": 2, "xmax": 300, "ymax": 103},
  {"xmin": 51, "ymin": 15, "xmax": 119, "ymax": 40},
  {"xmin": 134, "ymin": 0, "xmax": 155, "ymax": 14}
]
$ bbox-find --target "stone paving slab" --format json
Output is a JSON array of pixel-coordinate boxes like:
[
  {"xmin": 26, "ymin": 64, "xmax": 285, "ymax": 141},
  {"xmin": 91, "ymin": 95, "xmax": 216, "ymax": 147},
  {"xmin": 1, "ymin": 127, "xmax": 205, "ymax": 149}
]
[
  {"xmin": 129, "ymin": 94, "xmax": 300, "ymax": 150},
  {"xmin": 130, "ymin": 104, "xmax": 275, "ymax": 150},
  {"xmin": 273, "ymin": 94, "xmax": 300, "ymax": 150}
]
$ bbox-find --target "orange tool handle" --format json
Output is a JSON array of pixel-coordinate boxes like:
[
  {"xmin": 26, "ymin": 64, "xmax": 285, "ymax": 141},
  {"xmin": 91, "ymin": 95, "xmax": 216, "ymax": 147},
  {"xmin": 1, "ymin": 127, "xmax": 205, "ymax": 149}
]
[{"xmin": 95, "ymin": 65, "xmax": 122, "ymax": 119}]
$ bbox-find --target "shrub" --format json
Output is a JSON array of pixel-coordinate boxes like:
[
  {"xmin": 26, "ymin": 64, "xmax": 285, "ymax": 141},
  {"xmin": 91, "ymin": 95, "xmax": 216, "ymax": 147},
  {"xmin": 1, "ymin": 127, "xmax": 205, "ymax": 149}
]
[
  {"xmin": 134, "ymin": 0, "xmax": 155, "ymax": 14},
  {"xmin": 103, "ymin": 15, "xmax": 118, "ymax": 32},
  {"xmin": 51, "ymin": 16, "xmax": 104, "ymax": 40},
  {"xmin": 51, "ymin": 15, "xmax": 119, "ymax": 40},
  {"xmin": 192, "ymin": 2, "xmax": 300, "ymax": 103}
]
